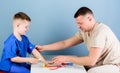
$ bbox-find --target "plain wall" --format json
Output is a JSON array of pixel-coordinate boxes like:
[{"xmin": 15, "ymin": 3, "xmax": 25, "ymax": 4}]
[{"xmin": 0, "ymin": 0, "xmax": 120, "ymax": 58}]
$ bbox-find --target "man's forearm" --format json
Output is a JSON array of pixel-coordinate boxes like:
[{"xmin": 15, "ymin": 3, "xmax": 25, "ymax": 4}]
[
  {"xmin": 42, "ymin": 36, "xmax": 83, "ymax": 51},
  {"xmin": 43, "ymin": 41, "xmax": 66, "ymax": 51},
  {"xmin": 69, "ymin": 47, "xmax": 102, "ymax": 66},
  {"xmin": 69, "ymin": 56, "xmax": 96, "ymax": 66}
]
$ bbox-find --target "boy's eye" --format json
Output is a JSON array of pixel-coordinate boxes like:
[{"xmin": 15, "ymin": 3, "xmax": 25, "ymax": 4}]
[
  {"xmin": 25, "ymin": 26, "xmax": 29, "ymax": 29},
  {"xmin": 25, "ymin": 27, "xmax": 27, "ymax": 28}
]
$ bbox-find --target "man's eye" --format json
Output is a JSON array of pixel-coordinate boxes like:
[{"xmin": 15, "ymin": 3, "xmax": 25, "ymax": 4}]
[{"xmin": 78, "ymin": 23, "xmax": 82, "ymax": 25}]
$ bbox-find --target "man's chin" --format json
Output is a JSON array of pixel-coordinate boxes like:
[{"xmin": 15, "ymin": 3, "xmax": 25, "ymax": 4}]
[
  {"xmin": 78, "ymin": 28, "xmax": 87, "ymax": 32},
  {"xmin": 81, "ymin": 29, "xmax": 86, "ymax": 32}
]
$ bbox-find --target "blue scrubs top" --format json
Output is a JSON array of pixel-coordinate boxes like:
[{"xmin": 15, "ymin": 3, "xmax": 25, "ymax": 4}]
[{"xmin": 0, "ymin": 33, "xmax": 35, "ymax": 71}]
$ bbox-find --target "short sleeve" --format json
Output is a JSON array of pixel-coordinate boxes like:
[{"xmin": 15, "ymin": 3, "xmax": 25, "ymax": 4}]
[
  {"xmin": 27, "ymin": 40, "xmax": 35, "ymax": 54},
  {"xmin": 4, "ymin": 41, "xmax": 17, "ymax": 59},
  {"xmin": 89, "ymin": 30, "xmax": 106, "ymax": 49},
  {"xmin": 75, "ymin": 31, "xmax": 83, "ymax": 40}
]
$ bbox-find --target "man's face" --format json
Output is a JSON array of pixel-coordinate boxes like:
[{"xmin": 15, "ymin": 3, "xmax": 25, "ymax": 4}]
[
  {"xmin": 14, "ymin": 19, "xmax": 30, "ymax": 35},
  {"xmin": 75, "ymin": 14, "xmax": 92, "ymax": 32}
]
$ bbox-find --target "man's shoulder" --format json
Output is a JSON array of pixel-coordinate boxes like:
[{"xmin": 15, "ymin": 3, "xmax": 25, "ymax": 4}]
[{"xmin": 95, "ymin": 22, "xmax": 110, "ymax": 31}]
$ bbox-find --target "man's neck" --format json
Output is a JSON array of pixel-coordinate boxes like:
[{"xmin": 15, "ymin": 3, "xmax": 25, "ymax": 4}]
[
  {"xmin": 13, "ymin": 30, "xmax": 22, "ymax": 41},
  {"xmin": 89, "ymin": 20, "xmax": 96, "ymax": 31},
  {"xmin": 87, "ymin": 21, "xmax": 96, "ymax": 37}
]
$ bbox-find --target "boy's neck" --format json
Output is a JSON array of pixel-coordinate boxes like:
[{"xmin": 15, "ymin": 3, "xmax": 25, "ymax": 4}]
[{"xmin": 13, "ymin": 31, "xmax": 22, "ymax": 41}]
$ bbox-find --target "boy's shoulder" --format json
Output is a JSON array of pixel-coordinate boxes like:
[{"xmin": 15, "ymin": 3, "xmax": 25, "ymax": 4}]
[
  {"xmin": 4, "ymin": 33, "xmax": 17, "ymax": 45},
  {"xmin": 22, "ymin": 35, "xmax": 27, "ymax": 39},
  {"xmin": 4, "ymin": 34, "xmax": 29, "ymax": 45},
  {"xmin": 21, "ymin": 35, "xmax": 29, "ymax": 41}
]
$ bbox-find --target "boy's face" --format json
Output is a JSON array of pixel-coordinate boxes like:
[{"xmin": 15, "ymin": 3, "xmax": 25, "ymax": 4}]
[{"xmin": 14, "ymin": 19, "xmax": 30, "ymax": 35}]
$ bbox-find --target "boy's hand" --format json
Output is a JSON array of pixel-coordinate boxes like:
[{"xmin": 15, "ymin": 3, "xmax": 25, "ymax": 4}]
[
  {"xmin": 28, "ymin": 58, "xmax": 39, "ymax": 64},
  {"xmin": 35, "ymin": 45, "xmax": 44, "ymax": 52}
]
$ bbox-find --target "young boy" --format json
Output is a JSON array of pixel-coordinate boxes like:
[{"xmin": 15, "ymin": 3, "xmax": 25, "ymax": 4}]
[{"xmin": 0, "ymin": 12, "xmax": 48, "ymax": 73}]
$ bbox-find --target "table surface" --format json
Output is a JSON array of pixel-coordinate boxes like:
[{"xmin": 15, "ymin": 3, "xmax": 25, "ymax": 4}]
[{"xmin": 31, "ymin": 55, "xmax": 87, "ymax": 73}]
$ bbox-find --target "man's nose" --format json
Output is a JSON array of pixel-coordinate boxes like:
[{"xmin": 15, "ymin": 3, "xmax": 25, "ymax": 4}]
[{"xmin": 77, "ymin": 25, "xmax": 81, "ymax": 28}]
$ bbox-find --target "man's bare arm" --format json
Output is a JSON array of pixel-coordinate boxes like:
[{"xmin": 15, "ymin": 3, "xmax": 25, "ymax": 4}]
[{"xmin": 41, "ymin": 35, "xmax": 83, "ymax": 51}]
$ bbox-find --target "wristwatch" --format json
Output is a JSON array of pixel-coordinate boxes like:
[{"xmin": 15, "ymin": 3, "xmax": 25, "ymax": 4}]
[{"xmin": 38, "ymin": 58, "xmax": 41, "ymax": 61}]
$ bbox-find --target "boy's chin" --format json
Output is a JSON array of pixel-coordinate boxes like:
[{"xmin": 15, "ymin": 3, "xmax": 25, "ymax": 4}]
[{"xmin": 21, "ymin": 33, "xmax": 26, "ymax": 35}]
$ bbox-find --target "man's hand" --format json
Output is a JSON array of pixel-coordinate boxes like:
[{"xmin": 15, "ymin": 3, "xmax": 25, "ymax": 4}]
[
  {"xmin": 52, "ymin": 56, "xmax": 71, "ymax": 65},
  {"xmin": 28, "ymin": 58, "xmax": 39, "ymax": 64},
  {"xmin": 35, "ymin": 45, "xmax": 44, "ymax": 52}
]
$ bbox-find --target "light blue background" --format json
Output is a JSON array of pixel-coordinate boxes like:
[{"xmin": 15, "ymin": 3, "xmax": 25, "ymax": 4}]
[{"xmin": 0, "ymin": 0, "xmax": 120, "ymax": 58}]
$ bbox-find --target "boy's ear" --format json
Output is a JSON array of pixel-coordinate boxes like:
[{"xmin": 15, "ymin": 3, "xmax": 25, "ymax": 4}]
[
  {"xmin": 16, "ymin": 24, "xmax": 20, "ymax": 27},
  {"xmin": 14, "ymin": 19, "xmax": 20, "ymax": 27}
]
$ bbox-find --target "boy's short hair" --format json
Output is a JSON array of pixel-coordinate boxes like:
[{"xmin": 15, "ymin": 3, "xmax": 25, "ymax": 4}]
[
  {"xmin": 14, "ymin": 12, "xmax": 31, "ymax": 21},
  {"xmin": 74, "ymin": 7, "xmax": 93, "ymax": 18}
]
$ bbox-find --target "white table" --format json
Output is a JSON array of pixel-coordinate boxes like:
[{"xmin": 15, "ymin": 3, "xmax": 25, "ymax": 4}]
[{"xmin": 31, "ymin": 55, "xmax": 87, "ymax": 73}]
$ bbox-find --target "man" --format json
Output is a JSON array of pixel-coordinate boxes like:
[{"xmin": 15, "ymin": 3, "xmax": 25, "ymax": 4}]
[{"xmin": 36, "ymin": 7, "xmax": 120, "ymax": 73}]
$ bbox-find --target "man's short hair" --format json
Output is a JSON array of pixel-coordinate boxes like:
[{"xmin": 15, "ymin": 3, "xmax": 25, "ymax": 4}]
[
  {"xmin": 74, "ymin": 7, "xmax": 93, "ymax": 18},
  {"xmin": 14, "ymin": 12, "xmax": 31, "ymax": 21}
]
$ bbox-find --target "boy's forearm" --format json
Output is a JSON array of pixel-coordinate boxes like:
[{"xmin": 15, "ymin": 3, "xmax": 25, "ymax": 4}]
[
  {"xmin": 32, "ymin": 49, "xmax": 47, "ymax": 63},
  {"xmin": 11, "ymin": 56, "xmax": 29, "ymax": 63}
]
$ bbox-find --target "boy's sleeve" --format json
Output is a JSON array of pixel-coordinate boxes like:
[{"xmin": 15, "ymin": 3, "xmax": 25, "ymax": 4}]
[
  {"xmin": 27, "ymin": 40, "xmax": 35, "ymax": 54},
  {"xmin": 5, "ymin": 42, "xmax": 18, "ymax": 59}
]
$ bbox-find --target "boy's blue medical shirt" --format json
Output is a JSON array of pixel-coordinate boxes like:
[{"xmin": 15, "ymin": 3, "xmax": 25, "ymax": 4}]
[{"xmin": 0, "ymin": 33, "xmax": 35, "ymax": 71}]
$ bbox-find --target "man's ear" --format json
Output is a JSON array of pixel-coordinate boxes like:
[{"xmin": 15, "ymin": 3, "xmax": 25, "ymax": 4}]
[
  {"xmin": 86, "ymin": 14, "xmax": 92, "ymax": 21},
  {"xmin": 88, "ymin": 15, "xmax": 92, "ymax": 21},
  {"xmin": 89, "ymin": 17, "xmax": 92, "ymax": 21}
]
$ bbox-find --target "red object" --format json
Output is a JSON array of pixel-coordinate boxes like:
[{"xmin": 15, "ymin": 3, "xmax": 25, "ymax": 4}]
[
  {"xmin": 47, "ymin": 66, "xmax": 61, "ymax": 70},
  {"xmin": 0, "ymin": 71, "xmax": 5, "ymax": 73}
]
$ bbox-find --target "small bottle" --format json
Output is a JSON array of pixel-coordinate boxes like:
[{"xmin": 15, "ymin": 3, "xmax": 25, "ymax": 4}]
[{"xmin": 62, "ymin": 62, "xmax": 73, "ymax": 66}]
